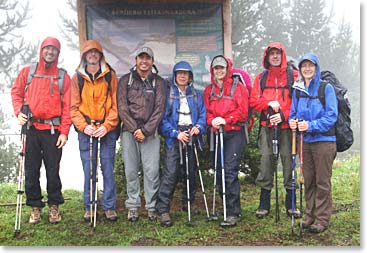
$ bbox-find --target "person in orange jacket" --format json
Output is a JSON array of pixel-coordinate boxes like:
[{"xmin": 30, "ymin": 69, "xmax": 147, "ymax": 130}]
[
  {"xmin": 11, "ymin": 37, "xmax": 72, "ymax": 224},
  {"xmin": 249, "ymin": 42, "xmax": 301, "ymax": 219},
  {"xmin": 70, "ymin": 40, "xmax": 119, "ymax": 222}
]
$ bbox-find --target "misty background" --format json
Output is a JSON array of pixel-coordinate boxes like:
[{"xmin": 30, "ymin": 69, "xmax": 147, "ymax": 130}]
[{"xmin": 0, "ymin": 0, "xmax": 360, "ymax": 190}]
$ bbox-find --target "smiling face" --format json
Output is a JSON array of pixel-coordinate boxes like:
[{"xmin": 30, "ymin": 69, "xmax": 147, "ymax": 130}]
[
  {"xmin": 175, "ymin": 70, "xmax": 190, "ymax": 87},
  {"xmin": 42, "ymin": 45, "xmax": 59, "ymax": 64},
  {"xmin": 136, "ymin": 53, "xmax": 153, "ymax": 76},
  {"xmin": 267, "ymin": 48, "xmax": 282, "ymax": 67},
  {"xmin": 213, "ymin": 66, "xmax": 227, "ymax": 81},
  {"xmin": 300, "ymin": 60, "xmax": 316, "ymax": 83},
  {"xmin": 85, "ymin": 48, "xmax": 101, "ymax": 66}
]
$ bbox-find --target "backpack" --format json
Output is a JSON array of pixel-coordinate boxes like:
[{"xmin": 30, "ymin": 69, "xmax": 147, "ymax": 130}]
[
  {"xmin": 76, "ymin": 62, "xmax": 114, "ymax": 96},
  {"xmin": 166, "ymin": 79, "xmax": 198, "ymax": 117},
  {"xmin": 296, "ymin": 70, "xmax": 353, "ymax": 152},
  {"xmin": 25, "ymin": 62, "xmax": 66, "ymax": 103},
  {"xmin": 259, "ymin": 60, "xmax": 297, "ymax": 100}
]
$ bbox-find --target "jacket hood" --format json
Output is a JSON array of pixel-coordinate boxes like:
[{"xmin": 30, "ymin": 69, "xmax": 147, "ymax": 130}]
[
  {"xmin": 262, "ymin": 42, "xmax": 287, "ymax": 70},
  {"xmin": 298, "ymin": 53, "xmax": 321, "ymax": 84},
  {"xmin": 77, "ymin": 40, "xmax": 107, "ymax": 74},
  {"xmin": 172, "ymin": 61, "xmax": 193, "ymax": 86},
  {"xmin": 38, "ymin": 37, "xmax": 61, "ymax": 72},
  {"xmin": 210, "ymin": 55, "xmax": 233, "ymax": 85}
]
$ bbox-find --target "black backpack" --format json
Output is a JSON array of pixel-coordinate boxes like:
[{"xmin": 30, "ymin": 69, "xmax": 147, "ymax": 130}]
[{"xmin": 296, "ymin": 71, "xmax": 353, "ymax": 152}]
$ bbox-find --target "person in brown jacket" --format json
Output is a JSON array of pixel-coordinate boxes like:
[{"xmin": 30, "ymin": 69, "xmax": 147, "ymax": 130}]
[
  {"xmin": 117, "ymin": 46, "xmax": 166, "ymax": 222},
  {"xmin": 70, "ymin": 40, "xmax": 119, "ymax": 222}
]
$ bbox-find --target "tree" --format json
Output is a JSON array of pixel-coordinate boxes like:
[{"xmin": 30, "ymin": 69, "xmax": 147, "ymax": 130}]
[
  {"xmin": 0, "ymin": 0, "xmax": 37, "ymax": 90},
  {"xmin": 58, "ymin": 0, "xmax": 79, "ymax": 51}
]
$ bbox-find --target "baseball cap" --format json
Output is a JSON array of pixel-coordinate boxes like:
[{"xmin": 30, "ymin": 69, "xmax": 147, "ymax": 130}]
[
  {"xmin": 212, "ymin": 56, "xmax": 227, "ymax": 68},
  {"xmin": 135, "ymin": 46, "xmax": 154, "ymax": 58}
]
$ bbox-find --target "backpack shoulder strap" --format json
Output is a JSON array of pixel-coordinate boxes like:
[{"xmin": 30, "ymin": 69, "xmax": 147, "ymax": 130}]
[
  {"xmin": 24, "ymin": 63, "xmax": 38, "ymax": 94},
  {"xmin": 259, "ymin": 70, "xmax": 268, "ymax": 93},
  {"xmin": 230, "ymin": 76, "xmax": 239, "ymax": 97},
  {"xmin": 128, "ymin": 72, "xmax": 133, "ymax": 87},
  {"xmin": 58, "ymin": 68, "xmax": 66, "ymax": 96},
  {"xmin": 77, "ymin": 71, "xmax": 85, "ymax": 96},
  {"xmin": 318, "ymin": 81, "xmax": 327, "ymax": 107}
]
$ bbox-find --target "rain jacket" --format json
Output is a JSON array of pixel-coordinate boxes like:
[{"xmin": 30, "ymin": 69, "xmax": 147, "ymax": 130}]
[
  {"xmin": 160, "ymin": 61, "xmax": 206, "ymax": 149},
  {"xmin": 11, "ymin": 37, "xmax": 72, "ymax": 135},
  {"xmin": 249, "ymin": 42, "xmax": 298, "ymax": 129},
  {"xmin": 203, "ymin": 57, "xmax": 248, "ymax": 131},
  {"xmin": 289, "ymin": 53, "xmax": 337, "ymax": 143},
  {"xmin": 117, "ymin": 65, "xmax": 166, "ymax": 137},
  {"xmin": 70, "ymin": 40, "xmax": 118, "ymax": 132}
]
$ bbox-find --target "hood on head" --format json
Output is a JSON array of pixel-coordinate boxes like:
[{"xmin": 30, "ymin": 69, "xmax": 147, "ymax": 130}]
[
  {"xmin": 298, "ymin": 53, "xmax": 321, "ymax": 83},
  {"xmin": 78, "ymin": 40, "xmax": 106, "ymax": 72},
  {"xmin": 39, "ymin": 37, "xmax": 61, "ymax": 71},
  {"xmin": 262, "ymin": 42, "xmax": 287, "ymax": 70},
  {"xmin": 210, "ymin": 55, "xmax": 233, "ymax": 84},
  {"xmin": 172, "ymin": 61, "xmax": 193, "ymax": 85}
]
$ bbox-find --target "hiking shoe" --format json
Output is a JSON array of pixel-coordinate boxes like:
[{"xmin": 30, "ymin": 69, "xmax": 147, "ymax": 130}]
[
  {"xmin": 256, "ymin": 188, "xmax": 271, "ymax": 218},
  {"xmin": 29, "ymin": 207, "xmax": 42, "ymax": 224},
  {"xmin": 48, "ymin": 205, "xmax": 61, "ymax": 224},
  {"xmin": 220, "ymin": 216, "xmax": 238, "ymax": 227},
  {"xmin": 148, "ymin": 210, "xmax": 157, "ymax": 221},
  {"xmin": 300, "ymin": 215, "xmax": 314, "ymax": 228},
  {"xmin": 84, "ymin": 210, "xmax": 92, "ymax": 222},
  {"xmin": 287, "ymin": 208, "xmax": 302, "ymax": 218},
  {"xmin": 160, "ymin": 213, "xmax": 173, "ymax": 227},
  {"xmin": 105, "ymin": 210, "xmax": 118, "ymax": 221},
  {"xmin": 309, "ymin": 223, "xmax": 327, "ymax": 233},
  {"xmin": 127, "ymin": 209, "xmax": 139, "ymax": 222}
]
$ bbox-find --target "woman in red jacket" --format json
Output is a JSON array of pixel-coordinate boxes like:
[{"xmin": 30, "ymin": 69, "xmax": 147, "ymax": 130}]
[{"xmin": 203, "ymin": 55, "xmax": 248, "ymax": 227}]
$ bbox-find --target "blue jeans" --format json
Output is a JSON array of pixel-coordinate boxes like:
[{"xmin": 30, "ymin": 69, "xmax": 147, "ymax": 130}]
[{"xmin": 78, "ymin": 128, "xmax": 118, "ymax": 211}]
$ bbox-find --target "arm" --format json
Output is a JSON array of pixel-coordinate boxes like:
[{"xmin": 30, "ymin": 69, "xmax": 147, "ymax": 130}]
[
  {"xmin": 117, "ymin": 75, "xmax": 138, "ymax": 132},
  {"xmin": 102, "ymin": 72, "xmax": 119, "ymax": 132},
  {"xmin": 58, "ymin": 73, "xmax": 72, "ymax": 136},
  {"xmin": 11, "ymin": 67, "xmax": 28, "ymax": 117},
  {"xmin": 203, "ymin": 85, "xmax": 215, "ymax": 126},
  {"xmin": 70, "ymin": 74, "xmax": 88, "ymax": 132},
  {"xmin": 249, "ymin": 73, "xmax": 271, "ymax": 113},
  {"xmin": 141, "ymin": 78, "xmax": 167, "ymax": 136}
]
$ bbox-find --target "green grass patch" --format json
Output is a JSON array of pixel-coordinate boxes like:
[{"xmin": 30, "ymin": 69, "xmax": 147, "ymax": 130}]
[{"xmin": 0, "ymin": 154, "xmax": 360, "ymax": 246}]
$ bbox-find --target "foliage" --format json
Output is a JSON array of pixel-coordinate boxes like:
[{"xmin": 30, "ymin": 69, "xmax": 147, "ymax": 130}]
[
  {"xmin": 0, "ymin": 136, "xmax": 18, "ymax": 183},
  {"xmin": 57, "ymin": 0, "xmax": 78, "ymax": 51},
  {"xmin": 0, "ymin": 155, "xmax": 359, "ymax": 246},
  {"xmin": 0, "ymin": 0, "xmax": 37, "ymax": 90}
]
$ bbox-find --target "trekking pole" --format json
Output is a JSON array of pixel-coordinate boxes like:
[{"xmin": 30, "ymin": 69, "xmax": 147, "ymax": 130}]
[
  {"xmin": 184, "ymin": 141, "xmax": 192, "ymax": 225},
  {"xmin": 299, "ymin": 128, "xmax": 304, "ymax": 238},
  {"xmin": 193, "ymin": 139, "xmax": 210, "ymax": 220},
  {"xmin": 209, "ymin": 129, "xmax": 219, "ymax": 221},
  {"xmin": 218, "ymin": 125, "xmax": 232, "ymax": 227},
  {"xmin": 291, "ymin": 128, "xmax": 297, "ymax": 236},
  {"xmin": 14, "ymin": 105, "xmax": 29, "ymax": 237},
  {"xmin": 92, "ymin": 136, "xmax": 101, "ymax": 231},
  {"xmin": 272, "ymin": 122, "xmax": 280, "ymax": 223},
  {"xmin": 89, "ymin": 136, "xmax": 94, "ymax": 225}
]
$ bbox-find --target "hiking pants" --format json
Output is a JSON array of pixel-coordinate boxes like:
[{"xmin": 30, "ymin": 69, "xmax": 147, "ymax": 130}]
[
  {"xmin": 303, "ymin": 141, "xmax": 336, "ymax": 227},
  {"xmin": 156, "ymin": 141, "xmax": 196, "ymax": 214},
  {"xmin": 215, "ymin": 129, "xmax": 245, "ymax": 217},
  {"xmin": 122, "ymin": 131, "xmax": 160, "ymax": 212},
  {"xmin": 256, "ymin": 127, "xmax": 297, "ymax": 190},
  {"xmin": 78, "ymin": 129, "xmax": 118, "ymax": 211},
  {"xmin": 25, "ymin": 127, "xmax": 64, "ymax": 207}
]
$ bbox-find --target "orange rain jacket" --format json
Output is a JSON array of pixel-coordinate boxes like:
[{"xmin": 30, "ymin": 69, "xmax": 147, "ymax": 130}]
[{"xmin": 70, "ymin": 40, "xmax": 119, "ymax": 132}]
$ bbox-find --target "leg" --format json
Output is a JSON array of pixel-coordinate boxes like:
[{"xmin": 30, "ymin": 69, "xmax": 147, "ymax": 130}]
[
  {"xmin": 122, "ymin": 131, "xmax": 141, "ymax": 210},
  {"xmin": 24, "ymin": 128, "xmax": 44, "ymax": 208},
  {"xmin": 302, "ymin": 142, "xmax": 316, "ymax": 222}
]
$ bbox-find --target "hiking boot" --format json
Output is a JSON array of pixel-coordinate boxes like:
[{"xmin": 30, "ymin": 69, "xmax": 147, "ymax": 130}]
[
  {"xmin": 148, "ymin": 210, "xmax": 157, "ymax": 222},
  {"xmin": 309, "ymin": 222, "xmax": 327, "ymax": 233},
  {"xmin": 84, "ymin": 210, "xmax": 92, "ymax": 222},
  {"xmin": 160, "ymin": 213, "xmax": 173, "ymax": 227},
  {"xmin": 29, "ymin": 207, "xmax": 42, "ymax": 224},
  {"xmin": 127, "ymin": 209, "xmax": 139, "ymax": 222},
  {"xmin": 105, "ymin": 210, "xmax": 118, "ymax": 221},
  {"xmin": 256, "ymin": 188, "xmax": 270, "ymax": 218},
  {"xmin": 220, "ymin": 216, "xmax": 238, "ymax": 227},
  {"xmin": 48, "ymin": 205, "xmax": 61, "ymax": 224},
  {"xmin": 300, "ymin": 215, "xmax": 314, "ymax": 229},
  {"xmin": 285, "ymin": 189, "xmax": 301, "ymax": 218}
]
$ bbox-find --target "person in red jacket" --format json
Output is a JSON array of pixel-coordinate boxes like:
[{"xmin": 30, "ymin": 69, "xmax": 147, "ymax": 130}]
[
  {"xmin": 203, "ymin": 55, "xmax": 248, "ymax": 227},
  {"xmin": 11, "ymin": 37, "xmax": 72, "ymax": 224},
  {"xmin": 249, "ymin": 42, "xmax": 300, "ymax": 219}
]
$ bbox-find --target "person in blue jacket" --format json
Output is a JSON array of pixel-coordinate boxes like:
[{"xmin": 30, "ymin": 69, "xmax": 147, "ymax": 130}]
[
  {"xmin": 289, "ymin": 53, "xmax": 337, "ymax": 233},
  {"xmin": 156, "ymin": 61, "xmax": 206, "ymax": 227}
]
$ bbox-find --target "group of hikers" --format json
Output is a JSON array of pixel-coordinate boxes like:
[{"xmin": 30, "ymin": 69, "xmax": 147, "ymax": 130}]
[{"xmin": 11, "ymin": 37, "xmax": 338, "ymax": 234}]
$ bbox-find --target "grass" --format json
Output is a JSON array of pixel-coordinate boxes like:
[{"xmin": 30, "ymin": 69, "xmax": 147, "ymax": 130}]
[{"xmin": 0, "ymin": 154, "xmax": 360, "ymax": 246}]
